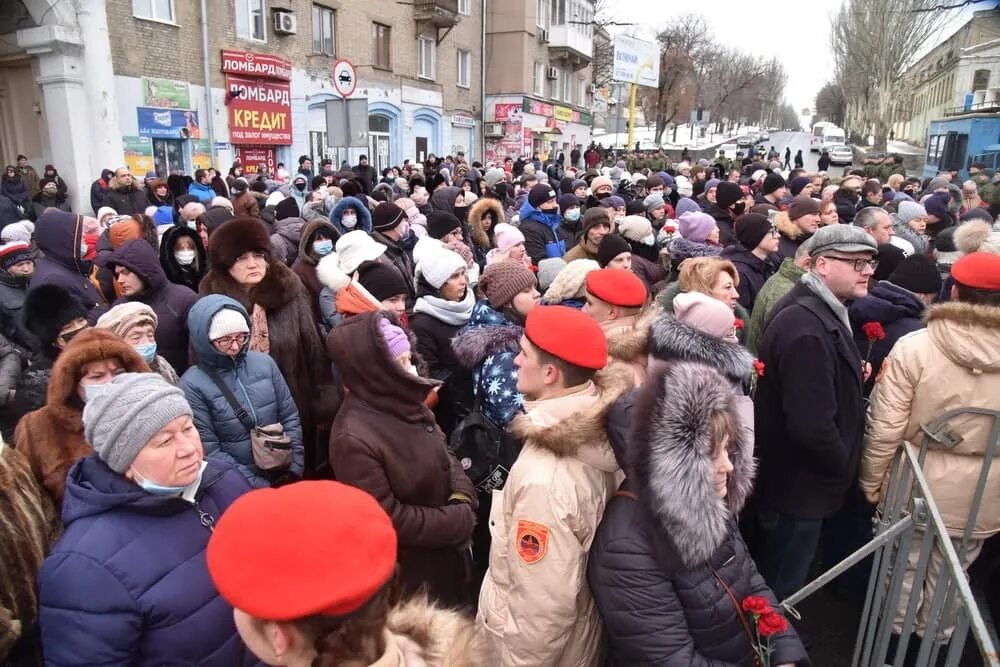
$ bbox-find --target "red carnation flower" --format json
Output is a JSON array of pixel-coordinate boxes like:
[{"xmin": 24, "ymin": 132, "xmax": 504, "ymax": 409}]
[
  {"xmin": 757, "ymin": 611, "xmax": 789, "ymax": 637},
  {"xmin": 753, "ymin": 359, "xmax": 766, "ymax": 377},
  {"xmin": 734, "ymin": 318, "xmax": 745, "ymax": 331},
  {"xmin": 862, "ymin": 321, "xmax": 886, "ymax": 343},
  {"xmin": 741, "ymin": 595, "xmax": 772, "ymax": 615}
]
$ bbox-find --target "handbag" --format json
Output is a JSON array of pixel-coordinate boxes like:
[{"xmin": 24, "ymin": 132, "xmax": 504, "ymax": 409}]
[
  {"xmin": 199, "ymin": 365, "xmax": 293, "ymax": 471},
  {"xmin": 447, "ymin": 390, "xmax": 522, "ymax": 496}
]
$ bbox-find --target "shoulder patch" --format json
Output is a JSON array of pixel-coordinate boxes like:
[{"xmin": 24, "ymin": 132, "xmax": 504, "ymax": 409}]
[{"xmin": 516, "ymin": 519, "xmax": 549, "ymax": 564}]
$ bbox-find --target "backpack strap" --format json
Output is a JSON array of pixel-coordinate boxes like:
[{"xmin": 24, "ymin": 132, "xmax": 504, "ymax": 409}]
[{"xmin": 198, "ymin": 364, "xmax": 256, "ymax": 432}]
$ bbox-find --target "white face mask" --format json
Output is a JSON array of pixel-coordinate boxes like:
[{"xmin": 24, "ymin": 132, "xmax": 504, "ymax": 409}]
[
  {"xmin": 641, "ymin": 234, "xmax": 656, "ymax": 247},
  {"xmin": 79, "ymin": 242, "xmax": 89, "ymax": 256},
  {"xmin": 342, "ymin": 214, "xmax": 358, "ymax": 229},
  {"xmin": 175, "ymin": 249, "xmax": 196, "ymax": 265}
]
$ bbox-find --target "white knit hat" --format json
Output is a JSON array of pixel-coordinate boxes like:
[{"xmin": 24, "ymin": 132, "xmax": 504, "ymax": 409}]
[
  {"xmin": 493, "ymin": 223, "xmax": 525, "ymax": 254},
  {"xmin": 335, "ymin": 230, "xmax": 386, "ymax": 274},
  {"xmin": 208, "ymin": 308, "xmax": 250, "ymax": 341},
  {"xmin": 417, "ymin": 245, "xmax": 467, "ymax": 289}
]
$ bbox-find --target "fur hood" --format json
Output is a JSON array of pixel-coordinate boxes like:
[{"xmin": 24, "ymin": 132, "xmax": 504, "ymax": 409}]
[
  {"xmin": 468, "ymin": 197, "xmax": 504, "ymax": 250},
  {"xmin": 510, "ymin": 363, "xmax": 633, "ymax": 457},
  {"xmin": 630, "ymin": 362, "xmax": 755, "ymax": 568},
  {"xmin": 925, "ymin": 300, "xmax": 1000, "ymax": 372},
  {"xmin": 386, "ymin": 596, "xmax": 481, "ymax": 666},
  {"xmin": 199, "ymin": 257, "xmax": 305, "ymax": 313},
  {"xmin": 605, "ymin": 306, "xmax": 658, "ymax": 364},
  {"xmin": 648, "ymin": 311, "xmax": 753, "ymax": 384},
  {"xmin": 667, "ymin": 236, "xmax": 723, "ymax": 262},
  {"xmin": 775, "ymin": 211, "xmax": 805, "ymax": 241},
  {"xmin": 451, "ymin": 299, "xmax": 522, "ymax": 369},
  {"xmin": 296, "ymin": 219, "xmax": 340, "ymax": 267}
]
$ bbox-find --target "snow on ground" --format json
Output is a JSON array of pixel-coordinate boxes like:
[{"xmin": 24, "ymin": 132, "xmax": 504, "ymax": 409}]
[{"xmin": 592, "ymin": 123, "xmax": 756, "ymax": 151}]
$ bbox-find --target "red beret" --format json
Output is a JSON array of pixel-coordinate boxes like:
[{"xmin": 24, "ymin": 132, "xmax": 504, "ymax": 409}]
[
  {"xmin": 525, "ymin": 305, "xmax": 607, "ymax": 369},
  {"xmin": 585, "ymin": 267, "xmax": 647, "ymax": 308},
  {"xmin": 207, "ymin": 481, "xmax": 397, "ymax": 620},
  {"xmin": 951, "ymin": 252, "xmax": 1000, "ymax": 291}
]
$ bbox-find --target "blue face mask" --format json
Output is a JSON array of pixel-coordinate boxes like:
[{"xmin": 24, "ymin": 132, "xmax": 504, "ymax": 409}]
[
  {"xmin": 313, "ymin": 239, "xmax": 334, "ymax": 256},
  {"xmin": 134, "ymin": 342, "xmax": 157, "ymax": 364},
  {"xmin": 133, "ymin": 460, "xmax": 207, "ymax": 497},
  {"xmin": 565, "ymin": 208, "xmax": 581, "ymax": 222}
]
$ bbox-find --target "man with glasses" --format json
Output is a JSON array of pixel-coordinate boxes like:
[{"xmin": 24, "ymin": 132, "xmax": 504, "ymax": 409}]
[{"xmin": 750, "ymin": 224, "xmax": 878, "ymax": 602}]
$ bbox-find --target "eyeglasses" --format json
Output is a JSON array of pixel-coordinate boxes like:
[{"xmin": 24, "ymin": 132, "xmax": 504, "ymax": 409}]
[
  {"xmin": 823, "ymin": 255, "xmax": 878, "ymax": 272},
  {"xmin": 58, "ymin": 325, "xmax": 87, "ymax": 344},
  {"xmin": 212, "ymin": 333, "xmax": 249, "ymax": 349}
]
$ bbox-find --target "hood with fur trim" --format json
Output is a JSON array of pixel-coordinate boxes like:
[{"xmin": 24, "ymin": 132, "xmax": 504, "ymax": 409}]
[
  {"xmin": 605, "ymin": 306, "xmax": 657, "ymax": 364},
  {"xmin": 296, "ymin": 219, "xmax": 341, "ymax": 266},
  {"xmin": 468, "ymin": 197, "xmax": 505, "ymax": 250},
  {"xmin": 630, "ymin": 362, "xmax": 755, "ymax": 568},
  {"xmin": 775, "ymin": 211, "xmax": 805, "ymax": 241},
  {"xmin": 451, "ymin": 299, "xmax": 522, "ymax": 370},
  {"xmin": 926, "ymin": 301, "xmax": 1000, "ymax": 372},
  {"xmin": 385, "ymin": 595, "xmax": 481, "ymax": 666},
  {"xmin": 510, "ymin": 363, "xmax": 632, "ymax": 457},
  {"xmin": 329, "ymin": 196, "xmax": 373, "ymax": 235},
  {"xmin": 648, "ymin": 311, "xmax": 753, "ymax": 384}
]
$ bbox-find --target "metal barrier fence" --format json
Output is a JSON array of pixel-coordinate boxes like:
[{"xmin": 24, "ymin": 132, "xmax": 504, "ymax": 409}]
[{"xmin": 781, "ymin": 408, "xmax": 1000, "ymax": 666}]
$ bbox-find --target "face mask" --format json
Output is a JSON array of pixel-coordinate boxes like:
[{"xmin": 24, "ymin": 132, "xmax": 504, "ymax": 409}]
[
  {"xmin": 132, "ymin": 460, "xmax": 207, "ymax": 497},
  {"xmin": 175, "ymin": 249, "xmax": 196, "ymax": 265},
  {"xmin": 294, "ymin": 181, "xmax": 306, "ymax": 191},
  {"xmin": 615, "ymin": 215, "xmax": 625, "ymax": 225},
  {"xmin": 187, "ymin": 220, "xmax": 198, "ymax": 230},
  {"xmin": 83, "ymin": 383, "xmax": 109, "ymax": 402},
  {"xmin": 342, "ymin": 214, "xmax": 358, "ymax": 229},
  {"xmin": 641, "ymin": 234, "xmax": 656, "ymax": 246},
  {"xmin": 79, "ymin": 242, "xmax": 88, "ymax": 256},
  {"xmin": 565, "ymin": 208, "xmax": 581, "ymax": 222},
  {"xmin": 134, "ymin": 342, "xmax": 157, "ymax": 364},
  {"xmin": 313, "ymin": 239, "xmax": 334, "ymax": 256}
]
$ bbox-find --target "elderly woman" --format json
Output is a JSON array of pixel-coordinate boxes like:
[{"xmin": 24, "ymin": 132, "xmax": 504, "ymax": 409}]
[
  {"xmin": 37, "ymin": 373, "xmax": 253, "ymax": 666},
  {"xmin": 181, "ymin": 295, "xmax": 303, "ymax": 488},
  {"xmin": 658, "ymin": 257, "xmax": 750, "ymax": 345},
  {"xmin": 14, "ymin": 328, "xmax": 149, "ymax": 506},
  {"xmin": 96, "ymin": 302, "xmax": 179, "ymax": 384}
]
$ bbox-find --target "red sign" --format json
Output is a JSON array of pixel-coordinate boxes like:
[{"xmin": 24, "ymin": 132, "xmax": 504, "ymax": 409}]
[
  {"xmin": 234, "ymin": 146, "xmax": 276, "ymax": 176},
  {"xmin": 226, "ymin": 74, "xmax": 292, "ymax": 145},
  {"xmin": 523, "ymin": 98, "xmax": 554, "ymax": 118},
  {"xmin": 221, "ymin": 50, "xmax": 292, "ymax": 81},
  {"xmin": 494, "ymin": 103, "xmax": 522, "ymax": 122}
]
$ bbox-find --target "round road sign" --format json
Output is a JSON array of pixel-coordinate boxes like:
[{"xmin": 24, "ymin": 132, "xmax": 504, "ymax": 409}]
[{"xmin": 332, "ymin": 59, "xmax": 357, "ymax": 98}]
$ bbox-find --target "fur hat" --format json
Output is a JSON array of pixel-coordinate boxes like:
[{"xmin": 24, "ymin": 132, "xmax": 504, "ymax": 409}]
[
  {"xmin": 479, "ymin": 260, "xmax": 537, "ymax": 309},
  {"xmin": 209, "ymin": 217, "xmax": 271, "ymax": 270},
  {"xmin": 23, "ymin": 283, "xmax": 87, "ymax": 347},
  {"xmin": 537, "ymin": 257, "xmax": 566, "ymax": 293},
  {"xmin": 955, "ymin": 220, "xmax": 993, "ymax": 255}
]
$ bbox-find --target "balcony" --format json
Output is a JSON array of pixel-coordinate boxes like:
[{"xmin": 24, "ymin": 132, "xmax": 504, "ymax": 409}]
[
  {"xmin": 414, "ymin": 0, "xmax": 460, "ymax": 28},
  {"xmin": 546, "ymin": 24, "xmax": 592, "ymax": 71}
]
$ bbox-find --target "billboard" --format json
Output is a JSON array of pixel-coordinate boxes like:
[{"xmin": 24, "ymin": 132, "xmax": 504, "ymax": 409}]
[
  {"xmin": 612, "ymin": 35, "xmax": 659, "ymax": 88},
  {"xmin": 141, "ymin": 77, "xmax": 191, "ymax": 109},
  {"xmin": 226, "ymin": 75, "xmax": 292, "ymax": 145},
  {"xmin": 137, "ymin": 108, "xmax": 200, "ymax": 139}
]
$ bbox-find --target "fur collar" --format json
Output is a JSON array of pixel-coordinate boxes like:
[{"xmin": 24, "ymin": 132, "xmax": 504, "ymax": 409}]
[
  {"xmin": 468, "ymin": 198, "xmax": 504, "ymax": 250},
  {"xmin": 199, "ymin": 260, "xmax": 303, "ymax": 312},
  {"xmin": 648, "ymin": 311, "xmax": 753, "ymax": 383},
  {"xmin": 925, "ymin": 300, "xmax": 1000, "ymax": 328},
  {"xmin": 605, "ymin": 306, "xmax": 658, "ymax": 363},
  {"xmin": 385, "ymin": 596, "xmax": 480, "ymax": 666},
  {"xmin": 775, "ymin": 211, "xmax": 805, "ymax": 240},
  {"xmin": 510, "ymin": 363, "xmax": 632, "ymax": 457},
  {"xmin": 630, "ymin": 362, "xmax": 755, "ymax": 568},
  {"xmin": 451, "ymin": 321, "xmax": 522, "ymax": 370}
]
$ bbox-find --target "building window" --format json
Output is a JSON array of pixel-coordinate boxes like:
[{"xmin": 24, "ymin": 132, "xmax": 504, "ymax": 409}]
[
  {"xmin": 533, "ymin": 62, "xmax": 545, "ymax": 96},
  {"xmin": 973, "ymin": 68, "xmax": 991, "ymax": 91},
  {"xmin": 133, "ymin": 0, "xmax": 175, "ymax": 22},
  {"xmin": 457, "ymin": 49, "xmax": 471, "ymax": 88},
  {"xmin": 548, "ymin": 66, "xmax": 559, "ymax": 100},
  {"xmin": 578, "ymin": 77, "xmax": 586, "ymax": 106},
  {"xmin": 458, "ymin": 0, "xmax": 471, "ymax": 15},
  {"xmin": 236, "ymin": 0, "xmax": 266, "ymax": 41},
  {"xmin": 312, "ymin": 5, "xmax": 335, "ymax": 56},
  {"xmin": 373, "ymin": 23, "xmax": 391, "ymax": 70},
  {"xmin": 418, "ymin": 35, "xmax": 436, "ymax": 80},
  {"xmin": 562, "ymin": 67, "xmax": 572, "ymax": 103},
  {"xmin": 536, "ymin": 0, "xmax": 550, "ymax": 29},
  {"xmin": 551, "ymin": 0, "xmax": 565, "ymax": 25}
]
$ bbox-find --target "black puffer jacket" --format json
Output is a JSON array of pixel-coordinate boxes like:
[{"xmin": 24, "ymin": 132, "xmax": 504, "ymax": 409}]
[
  {"xmin": 589, "ymin": 363, "xmax": 808, "ymax": 667},
  {"xmin": 721, "ymin": 244, "xmax": 779, "ymax": 313}
]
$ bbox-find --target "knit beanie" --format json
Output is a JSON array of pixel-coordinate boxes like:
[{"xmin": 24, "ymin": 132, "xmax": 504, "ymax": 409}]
[
  {"xmin": 558, "ymin": 193, "xmax": 580, "ymax": 214},
  {"xmin": 675, "ymin": 197, "xmax": 700, "ymax": 218},
  {"xmin": 715, "ymin": 181, "xmax": 743, "ymax": 209},
  {"xmin": 417, "ymin": 245, "xmax": 467, "ymax": 290},
  {"xmin": 678, "ymin": 211, "xmax": 716, "ymax": 244},
  {"xmin": 734, "ymin": 213, "xmax": 772, "ymax": 250},
  {"xmin": 493, "ymin": 223, "xmax": 525, "ymax": 254},
  {"xmin": 705, "ymin": 178, "xmax": 720, "ymax": 192},
  {"xmin": 96, "ymin": 302, "xmax": 158, "ymax": 338},
  {"xmin": 83, "ymin": 373, "xmax": 194, "ymax": 474},
  {"xmin": 529, "ymin": 183, "xmax": 557, "ymax": 208},
  {"xmin": 596, "ymin": 234, "xmax": 632, "ymax": 268},
  {"xmin": 673, "ymin": 292, "xmax": 738, "ymax": 342},
  {"xmin": 484, "ymin": 167, "xmax": 506, "ymax": 189},
  {"xmin": 377, "ymin": 317, "xmax": 410, "ymax": 359},
  {"xmin": 788, "ymin": 196, "xmax": 821, "ymax": 220},
  {"xmin": 926, "ymin": 177, "xmax": 950, "ymax": 193},
  {"xmin": 763, "ymin": 173, "xmax": 786, "ymax": 195},
  {"xmin": 537, "ymin": 257, "xmax": 566, "ymax": 292},
  {"xmin": 618, "ymin": 215, "xmax": 653, "ymax": 243},
  {"xmin": 275, "ymin": 196, "xmax": 301, "ymax": 221},
  {"xmin": 924, "ymin": 192, "xmax": 950, "ymax": 221},
  {"xmin": 643, "ymin": 193, "xmax": 666, "ymax": 213},
  {"xmin": 874, "ymin": 243, "xmax": 906, "ymax": 281},
  {"xmin": 372, "ymin": 201, "xmax": 405, "ymax": 232},
  {"xmin": 0, "ymin": 220, "xmax": 34, "ymax": 244},
  {"xmin": 543, "ymin": 259, "xmax": 600, "ymax": 303},
  {"xmin": 231, "ymin": 177, "xmax": 249, "ymax": 193},
  {"xmin": 789, "ymin": 176, "xmax": 811, "ymax": 197},
  {"xmin": 889, "ymin": 254, "xmax": 942, "ymax": 295},
  {"xmin": 896, "ymin": 201, "xmax": 927, "ymax": 227},
  {"xmin": 0, "ymin": 242, "xmax": 33, "ymax": 271},
  {"xmin": 591, "ymin": 175, "xmax": 613, "ymax": 193},
  {"xmin": 356, "ymin": 260, "xmax": 408, "ymax": 301},
  {"xmin": 208, "ymin": 307, "xmax": 250, "ymax": 341},
  {"xmin": 109, "ymin": 219, "xmax": 142, "ymax": 249},
  {"xmin": 582, "ymin": 207, "xmax": 612, "ymax": 235},
  {"xmin": 426, "ymin": 211, "xmax": 462, "ymax": 240},
  {"xmin": 479, "ymin": 260, "xmax": 537, "ymax": 309}
]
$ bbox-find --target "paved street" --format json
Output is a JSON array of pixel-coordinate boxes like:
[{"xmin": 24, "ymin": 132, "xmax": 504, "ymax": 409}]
[{"xmin": 765, "ymin": 131, "xmax": 829, "ymax": 172}]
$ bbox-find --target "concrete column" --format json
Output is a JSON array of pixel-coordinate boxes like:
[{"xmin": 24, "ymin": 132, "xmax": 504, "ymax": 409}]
[{"xmin": 76, "ymin": 2, "xmax": 124, "ymax": 182}]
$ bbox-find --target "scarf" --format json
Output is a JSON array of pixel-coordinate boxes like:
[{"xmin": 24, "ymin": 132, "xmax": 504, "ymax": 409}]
[
  {"xmin": 801, "ymin": 271, "xmax": 851, "ymax": 333},
  {"xmin": 413, "ymin": 288, "xmax": 475, "ymax": 326}
]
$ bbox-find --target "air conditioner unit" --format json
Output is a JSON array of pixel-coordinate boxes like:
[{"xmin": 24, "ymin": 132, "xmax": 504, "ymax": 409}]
[
  {"xmin": 538, "ymin": 28, "xmax": 549, "ymax": 44},
  {"xmin": 546, "ymin": 66, "xmax": 559, "ymax": 80},
  {"xmin": 274, "ymin": 11, "xmax": 297, "ymax": 35},
  {"xmin": 485, "ymin": 122, "xmax": 505, "ymax": 137}
]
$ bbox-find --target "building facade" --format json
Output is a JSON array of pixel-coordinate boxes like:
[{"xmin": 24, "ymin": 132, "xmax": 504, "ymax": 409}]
[
  {"xmin": 484, "ymin": 0, "xmax": 595, "ymax": 165},
  {"xmin": 0, "ymin": 0, "xmax": 483, "ymax": 213}
]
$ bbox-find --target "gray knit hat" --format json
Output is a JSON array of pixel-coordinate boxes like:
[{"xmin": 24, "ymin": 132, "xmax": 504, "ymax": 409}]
[{"xmin": 83, "ymin": 373, "xmax": 194, "ymax": 474}]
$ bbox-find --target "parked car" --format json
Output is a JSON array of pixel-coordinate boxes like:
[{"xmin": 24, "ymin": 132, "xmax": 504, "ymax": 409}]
[
  {"xmin": 736, "ymin": 136, "xmax": 754, "ymax": 148},
  {"xmin": 827, "ymin": 143, "xmax": 854, "ymax": 166},
  {"xmin": 759, "ymin": 131, "xmax": 770, "ymax": 142}
]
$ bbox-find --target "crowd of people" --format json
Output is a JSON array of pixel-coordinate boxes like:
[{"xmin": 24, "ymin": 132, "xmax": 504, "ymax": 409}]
[{"xmin": 1, "ymin": 141, "xmax": 999, "ymax": 667}]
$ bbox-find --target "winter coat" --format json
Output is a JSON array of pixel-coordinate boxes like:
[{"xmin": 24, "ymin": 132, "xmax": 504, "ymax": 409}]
[
  {"xmin": 0, "ymin": 270, "xmax": 35, "ymax": 350},
  {"xmin": 329, "ymin": 196, "xmax": 373, "ymax": 235},
  {"xmin": 353, "ymin": 163, "xmax": 378, "ymax": 188},
  {"xmin": 158, "ymin": 224, "xmax": 208, "ymax": 292},
  {"xmin": 1, "ymin": 175, "xmax": 29, "ymax": 207},
  {"xmin": 89, "ymin": 174, "xmax": 111, "ymax": 216},
  {"xmin": 268, "ymin": 216, "xmax": 306, "ymax": 266},
  {"xmin": 13, "ymin": 329, "xmax": 149, "ymax": 506},
  {"xmin": 199, "ymin": 258, "xmax": 329, "ymax": 432},
  {"xmin": 755, "ymin": 280, "xmax": 866, "ymax": 519},
  {"xmin": 700, "ymin": 199, "xmax": 736, "ymax": 247},
  {"xmin": 848, "ymin": 281, "xmax": 926, "ymax": 395},
  {"xmin": 862, "ymin": 301, "xmax": 1000, "ymax": 538},
  {"xmin": 747, "ymin": 258, "xmax": 805, "ymax": 355},
  {"xmin": 28, "ymin": 191, "xmax": 71, "ymax": 222},
  {"xmin": 38, "ymin": 456, "xmax": 252, "ymax": 667},
  {"xmin": 187, "ymin": 180, "xmax": 216, "ymax": 204},
  {"xmin": 775, "ymin": 212, "xmax": 812, "ymax": 262},
  {"xmin": 468, "ymin": 198, "xmax": 503, "ymax": 268},
  {"xmin": 371, "ymin": 229, "xmax": 418, "ymax": 307},
  {"xmin": 589, "ymin": 363, "xmax": 807, "ymax": 667},
  {"xmin": 181, "ymin": 296, "xmax": 303, "ymax": 487},
  {"xmin": 32, "ymin": 211, "xmax": 107, "ymax": 323},
  {"xmin": 410, "ymin": 297, "xmax": 473, "ymax": 435},
  {"xmin": 834, "ymin": 190, "xmax": 858, "ymax": 225},
  {"xmin": 519, "ymin": 200, "xmax": 567, "ymax": 264},
  {"xmin": 0, "ymin": 195, "xmax": 20, "ymax": 231},
  {"xmin": 106, "ymin": 239, "xmax": 198, "ymax": 373},
  {"xmin": 603, "ymin": 309, "xmax": 656, "ymax": 386},
  {"xmin": 327, "ymin": 312, "xmax": 476, "ymax": 607},
  {"xmin": 291, "ymin": 220, "xmax": 340, "ymax": 321},
  {"xmin": 721, "ymin": 244, "xmax": 779, "ymax": 312},
  {"xmin": 451, "ymin": 299, "xmax": 524, "ymax": 428},
  {"xmin": 231, "ymin": 190, "xmax": 260, "ymax": 218},
  {"xmin": 478, "ymin": 365, "xmax": 632, "ymax": 667},
  {"xmin": 105, "ymin": 183, "xmax": 148, "ymax": 216}
]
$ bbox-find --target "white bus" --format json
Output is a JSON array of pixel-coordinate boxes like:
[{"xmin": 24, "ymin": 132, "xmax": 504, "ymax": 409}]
[{"xmin": 810, "ymin": 122, "xmax": 836, "ymax": 152}]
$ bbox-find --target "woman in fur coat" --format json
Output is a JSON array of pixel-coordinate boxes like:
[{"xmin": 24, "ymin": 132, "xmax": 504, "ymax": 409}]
[
  {"xmin": 467, "ymin": 197, "xmax": 504, "ymax": 269},
  {"xmin": 588, "ymin": 361, "xmax": 808, "ymax": 666}
]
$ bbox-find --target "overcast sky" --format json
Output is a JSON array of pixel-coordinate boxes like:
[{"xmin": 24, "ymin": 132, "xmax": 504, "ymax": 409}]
[{"xmin": 606, "ymin": 0, "xmax": 983, "ymax": 116}]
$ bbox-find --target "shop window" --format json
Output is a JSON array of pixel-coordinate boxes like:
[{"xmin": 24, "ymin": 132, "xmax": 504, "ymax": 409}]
[
  {"xmin": 236, "ymin": 0, "xmax": 266, "ymax": 42},
  {"xmin": 312, "ymin": 5, "xmax": 335, "ymax": 56},
  {"xmin": 457, "ymin": 49, "xmax": 471, "ymax": 89},
  {"xmin": 418, "ymin": 36, "xmax": 436, "ymax": 81},
  {"xmin": 133, "ymin": 0, "xmax": 175, "ymax": 22},
  {"xmin": 373, "ymin": 23, "xmax": 392, "ymax": 71}
]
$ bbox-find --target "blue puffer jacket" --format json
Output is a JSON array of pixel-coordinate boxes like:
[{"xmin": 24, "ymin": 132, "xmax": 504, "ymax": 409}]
[
  {"xmin": 181, "ymin": 295, "xmax": 304, "ymax": 487},
  {"xmin": 187, "ymin": 180, "xmax": 216, "ymax": 204},
  {"xmin": 329, "ymin": 196, "xmax": 373, "ymax": 235},
  {"xmin": 38, "ymin": 455, "xmax": 253, "ymax": 666},
  {"xmin": 518, "ymin": 199, "xmax": 565, "ymax": 264}
]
